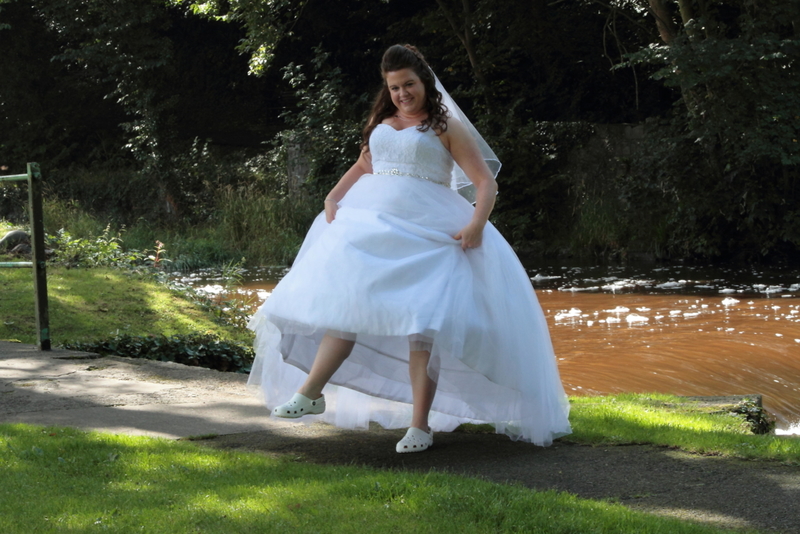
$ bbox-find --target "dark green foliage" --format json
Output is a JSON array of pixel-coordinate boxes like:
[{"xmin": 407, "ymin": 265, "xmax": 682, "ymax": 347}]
[
  {"xmin": 269, "ymin": 46, "xmax": 366, "ymax": 197},
  {"xmin": 0, "ymin": 1, "xmax": 127, "ymax": 171},
  {"xmin": 625, "ymin": 4, "xmax": 800, "ymax": 169},
  {"xmin": 617, "ymin": 1, "xmax": 800, "ymax": 260},
  {"xmin": 3, "ymin": 0, "xmax": 800, "ymax": 261},
  {"xmin": 487, "ymin": 120, "xmax": 595, "ymax": 249},
  {"xmin": 1, "ymin": 0, "xmax": 279, "ymax": 226},
  {"xmin": 62, "ymin": 332, "xmax": 254, "ymax": 373}
]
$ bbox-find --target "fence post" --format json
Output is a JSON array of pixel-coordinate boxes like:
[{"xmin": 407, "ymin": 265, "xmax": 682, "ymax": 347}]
[{"xmin": 27, "ymin": 162, "xmax": 50, "ymax": 350}]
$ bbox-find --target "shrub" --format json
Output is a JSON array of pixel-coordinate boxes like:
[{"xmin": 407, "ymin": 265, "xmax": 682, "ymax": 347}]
[{"xmin": 62, "ymin": 332, "xmax": 254, "ymax": 373}]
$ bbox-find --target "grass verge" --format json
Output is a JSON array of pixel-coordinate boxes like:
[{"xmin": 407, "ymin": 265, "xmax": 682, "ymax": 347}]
[
  {"xmin": 0, "ymin": 423, "xmax": 752, "ymax": 534},
  {"xmin": 0, "ymin": 266, "xmax": 252, "ymax": 346},
  {"xmin": 566, "ymin": 393, "xmax": 800, "ymax": 463},
  {"xmin": 453, "ymin": 393, "xmax": 800, "ymax": 464}
]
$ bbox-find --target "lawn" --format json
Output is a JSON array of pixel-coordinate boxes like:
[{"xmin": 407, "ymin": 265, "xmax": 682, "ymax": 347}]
[{"xmin": 0, "ymin": 423, "xmax": 756, "ymax": 534}]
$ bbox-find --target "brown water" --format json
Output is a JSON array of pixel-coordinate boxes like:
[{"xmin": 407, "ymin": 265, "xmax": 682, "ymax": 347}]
[
  {"xmin": 540, "ymin": 291, "xmax": 800, "ymax": 431},
  {"xmin": 182, "ymin": 263, "xmax": 800, "ymax": 432}
]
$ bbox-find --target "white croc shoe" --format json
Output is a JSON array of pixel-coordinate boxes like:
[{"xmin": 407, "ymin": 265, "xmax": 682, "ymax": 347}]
[
  {"xmin": 396, "ymin": 427, "xmax": 433, "ymax": 453},
  {"xmin": 273, "ymin": 393, "xmax": 325, "ymax": 418}
]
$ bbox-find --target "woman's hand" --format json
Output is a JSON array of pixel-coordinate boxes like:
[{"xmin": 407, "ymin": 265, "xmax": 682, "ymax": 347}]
[
  {"xmin": 440, "ymin": 119, "xmax": 498, "ymax": 252},
  {"xmin": 323, "ymin": 148, "xmax": 372, "ymax": 224},
  {"xmin": 454, "ymin": 221, "xmax": 485, "ymax": 250},
  {"xmin": 324, "ymin": 199, "xmax": 338, "ymax": 223}
]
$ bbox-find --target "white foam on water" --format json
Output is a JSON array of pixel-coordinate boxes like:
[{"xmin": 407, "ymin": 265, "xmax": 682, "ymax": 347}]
[
  {"xmin": 559, "ymin": 286, "xmax": 600, "ymax": 292},
  {"xmin": 197, "ymin": 284, "xmax": 225, "ymax": 295},
  {"xmin": 531, "ymin": 274, "xmax": 561, "ymax": 281},
  {"xmin": 555, "ymin": 308, "xmax": 583, "ymax": 321},
  {"xmin": 656, "ymin": 281, "xmax": 684, "ymax": 289},
  {"xmin": 775, "ymin": 422, "xmax": 800, "ymax": 436}
]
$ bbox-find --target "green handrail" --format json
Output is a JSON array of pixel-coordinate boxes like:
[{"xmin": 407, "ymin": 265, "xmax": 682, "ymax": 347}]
[
  {"xmin": 0, "ymin": 174, "xmax": 28, "ymax": 182},
  {"xmin": 0, "ymin": 163, "xmax": 51, "ymax": 350}
]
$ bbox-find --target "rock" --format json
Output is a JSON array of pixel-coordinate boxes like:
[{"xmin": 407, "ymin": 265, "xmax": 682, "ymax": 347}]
[
  {"xmin": 9, "ymin": 243, "xmax": 32, "ymax": 256},
  {"xmin": 0, "ymin": 230, "xmax": 29, "ymax": 251}
]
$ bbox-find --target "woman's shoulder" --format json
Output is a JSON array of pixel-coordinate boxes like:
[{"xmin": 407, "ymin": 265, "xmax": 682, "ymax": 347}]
[
  {"xmin": 437, "ymin": 117, "xmax": 470, "ymax": 151},
  {"xmin": 443, "ymin": 116, "xmax": 468, "ymax": 134}
]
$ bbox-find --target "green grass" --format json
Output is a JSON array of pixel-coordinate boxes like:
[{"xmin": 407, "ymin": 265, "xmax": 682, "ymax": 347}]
[
  {"xmin": 566, "ymin": 393, "xmax": 800, "ymax": 463},
  {"xmin": 0, "ymin": 266, "xmax": 251, "ymax": 345},
  {"xmin": 0, "ymin": 423, "xmax": 751, "ymax": 534}
]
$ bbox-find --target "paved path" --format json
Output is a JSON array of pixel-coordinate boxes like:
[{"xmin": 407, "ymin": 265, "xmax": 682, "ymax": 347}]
[
  {"xmin": 0, "ymin": 341, "xmax": 300, "ymax": 438},
  {"xmin": 2, "ymin": 341, "xmax": 799, "ymax": 533}
]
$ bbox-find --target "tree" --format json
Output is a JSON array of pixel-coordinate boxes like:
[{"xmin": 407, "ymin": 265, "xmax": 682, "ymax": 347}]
[{"xmin": 614, "ymin": 0, "xmax": 800, "ymax": 258}]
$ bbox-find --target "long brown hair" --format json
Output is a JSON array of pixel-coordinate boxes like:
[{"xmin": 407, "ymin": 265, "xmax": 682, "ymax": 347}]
[{"xmin": 361, "ymin": 44, "xmax": 449, "ymax": 151}]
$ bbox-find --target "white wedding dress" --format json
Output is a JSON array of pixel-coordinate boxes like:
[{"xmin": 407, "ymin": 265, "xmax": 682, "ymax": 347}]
[{"xmin": 248, "ymin": 123, "xmax": 572, "ymax": 446}]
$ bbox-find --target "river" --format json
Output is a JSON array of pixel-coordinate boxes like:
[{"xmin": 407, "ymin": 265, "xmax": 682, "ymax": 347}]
[{"xmin": 179, "ymin": 261, "xmax": 800, "ymax": 434}]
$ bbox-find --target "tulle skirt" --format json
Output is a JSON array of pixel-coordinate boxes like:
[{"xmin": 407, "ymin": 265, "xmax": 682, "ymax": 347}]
[{"xmin": 247, "ymin": 174, "xmax": 571, "ymax": 446}]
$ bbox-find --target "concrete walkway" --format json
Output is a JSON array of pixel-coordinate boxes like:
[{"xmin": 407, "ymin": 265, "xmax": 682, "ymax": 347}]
[{"xmin": 0, "ymin": 341, "xmax": 306, "ymax": 439}]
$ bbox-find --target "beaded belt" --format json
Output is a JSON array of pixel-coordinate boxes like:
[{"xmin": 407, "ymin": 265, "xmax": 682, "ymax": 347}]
[{"xmin": 373, "ymin": 168, "xmax": 449, "ymax": 187}]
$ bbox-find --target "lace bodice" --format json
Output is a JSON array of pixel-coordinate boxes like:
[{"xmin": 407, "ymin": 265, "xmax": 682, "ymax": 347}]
[{"xmin": 369, "ymin": 124, "xmax": 454, "ymax": 187}]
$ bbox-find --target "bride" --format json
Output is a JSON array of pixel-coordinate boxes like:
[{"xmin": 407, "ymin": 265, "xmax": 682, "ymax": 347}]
[{"xmin": 247, "ymin": 44, "xmax": 572, "ymax": 453}]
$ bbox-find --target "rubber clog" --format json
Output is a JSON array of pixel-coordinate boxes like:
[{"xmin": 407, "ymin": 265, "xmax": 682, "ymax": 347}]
[
  {"xmin": 273, "ymin": 393, "xmax": 325, "ymax": 418},
  {"xmin": 395, "ymin": 427, "xmax": 433, "ymax": 453}
]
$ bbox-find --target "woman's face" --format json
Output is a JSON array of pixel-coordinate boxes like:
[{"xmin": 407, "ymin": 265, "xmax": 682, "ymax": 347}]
[{"xmin": 385, "ymin": 68, "xmax": 426, "ymax": 116}]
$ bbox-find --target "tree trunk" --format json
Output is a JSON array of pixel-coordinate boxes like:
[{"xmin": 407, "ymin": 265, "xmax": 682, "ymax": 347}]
[
  {"xmin": 435, "ymin": 0, "xmax": 487, "ymax": 85},
  {"xmin": 648, "ymin": 0, "xmax": 678, "ymax": 44},
  {"xmin": 677, "ymin": 0, "xmax": 697, "ymax": 39},
  {"xmin": 646, "ymin": 0, "xmax": 702, "ymax": 117}
]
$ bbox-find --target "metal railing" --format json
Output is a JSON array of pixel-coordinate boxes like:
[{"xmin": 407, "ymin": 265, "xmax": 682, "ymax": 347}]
[{"xmin": 0, "ymin": 162, "xmax": 50, "ymax": 350}]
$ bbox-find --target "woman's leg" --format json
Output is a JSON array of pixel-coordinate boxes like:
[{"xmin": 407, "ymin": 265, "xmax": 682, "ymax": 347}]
[
  {"xmin": 409, "ymin": 349, "xmax": 437, "ymax": 430},
  {"xmin": 296, "ymin": 334, "xmax": 355, "ymax": 399}
]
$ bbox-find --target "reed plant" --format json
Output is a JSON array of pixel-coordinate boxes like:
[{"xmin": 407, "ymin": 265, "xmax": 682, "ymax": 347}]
[
  {"xmin": 214, "ymin": 185, "xmax": 318, "ymax": 266},
  {"xmin": 38, "ymin": 187, "xmax": 318, "ymax": 268},
  {"xmin": 42, "ymin": 198, "xmax": 108, "ymax": 238},
  {"xmin": 0, "ymin": 423, "xmax": 747, "ymax": 534}
]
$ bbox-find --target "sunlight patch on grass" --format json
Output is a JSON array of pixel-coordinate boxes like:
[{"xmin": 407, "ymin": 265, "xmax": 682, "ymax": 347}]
[
  {"xmin": 568, "ymin": 393, "xmax": 800, "ymax": 462},
  {"xmin": 0, "ymin": 423, "xmax": 746, "ymax": 534},
  {"xmin": 1, "ymin": 266, "xmax": 251, "ymax": 345}
]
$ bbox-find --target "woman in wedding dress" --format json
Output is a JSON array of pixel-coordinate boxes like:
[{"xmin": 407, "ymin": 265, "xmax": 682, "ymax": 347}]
[{"xmin": 247, "ymin": 44, "xmax": 571, "ymax": 453}]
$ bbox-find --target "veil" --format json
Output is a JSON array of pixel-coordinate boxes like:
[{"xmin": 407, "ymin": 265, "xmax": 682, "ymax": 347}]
[{"xmin": 433, "ymin": 73, "xmax": 502, "ymax": 203}]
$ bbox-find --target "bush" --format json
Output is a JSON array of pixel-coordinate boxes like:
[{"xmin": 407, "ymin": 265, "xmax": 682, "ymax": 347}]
[
  {"xmin": 47, "ymin": 226, "xmax": 149, "ymax": 268},
  {"xmin": 62, "ymin": 332, "xmax": 254, "ymax": 373}
]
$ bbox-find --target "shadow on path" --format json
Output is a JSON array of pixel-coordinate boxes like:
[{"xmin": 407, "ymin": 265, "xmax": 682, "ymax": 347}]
[{"xmin": 199, "ymin": 427, "xmax": 800, "ymax": 534}]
